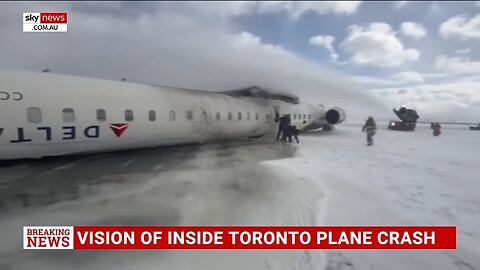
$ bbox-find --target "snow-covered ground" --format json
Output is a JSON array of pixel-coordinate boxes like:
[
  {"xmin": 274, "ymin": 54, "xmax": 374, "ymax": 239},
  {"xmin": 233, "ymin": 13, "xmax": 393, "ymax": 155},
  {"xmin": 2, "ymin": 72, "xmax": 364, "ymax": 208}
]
[
  {"xmin": 268, "ymin": 123, "xmax": 480, "ymax": 270},
  {"xmin": 0, "ymin": 124, "xmax": 478, "ymax": 270}
]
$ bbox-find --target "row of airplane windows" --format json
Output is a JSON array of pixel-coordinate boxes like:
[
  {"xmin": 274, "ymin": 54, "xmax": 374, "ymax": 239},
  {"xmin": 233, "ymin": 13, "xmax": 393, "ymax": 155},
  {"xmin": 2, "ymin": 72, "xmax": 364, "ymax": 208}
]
[{"xmin": 25, "ymin": 107, "xmax": 311, "ymax": 124}]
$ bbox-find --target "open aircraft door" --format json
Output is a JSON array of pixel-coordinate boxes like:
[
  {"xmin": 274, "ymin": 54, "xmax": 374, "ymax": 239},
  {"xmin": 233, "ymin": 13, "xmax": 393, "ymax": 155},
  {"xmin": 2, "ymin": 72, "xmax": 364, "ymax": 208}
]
[{"xmin": 193, "ymin": 106, "xmax": 213, "ymax": 142}]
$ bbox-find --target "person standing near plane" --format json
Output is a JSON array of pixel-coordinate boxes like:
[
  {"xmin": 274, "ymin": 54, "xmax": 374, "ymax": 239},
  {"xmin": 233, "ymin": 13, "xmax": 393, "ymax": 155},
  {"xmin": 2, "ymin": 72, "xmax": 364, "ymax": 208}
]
[
  {"xmin": 276, "ymin": 114, "xmax": 288, "ymax": 141},
  {"xmin": 278, "ymin": 114, "xmax": 291, "ymax": 141},
  {"xmin": 286, "ymin": 124, "xmax": 300, "ymax": 143},
  {"xmin": 362, "ymin": 116, "xmax": 377, "ymax": 146},
  {"xmin": 432, "ymin": 122, "xmax": 441, "ymax": 136}
]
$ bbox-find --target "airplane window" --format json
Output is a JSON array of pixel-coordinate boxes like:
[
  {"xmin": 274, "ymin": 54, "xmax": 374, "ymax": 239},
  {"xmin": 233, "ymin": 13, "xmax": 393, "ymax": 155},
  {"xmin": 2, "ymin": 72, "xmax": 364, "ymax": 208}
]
[
  {"xmin": 238, "ymin": 112, "xmax": 242, "ymax": 120},
  {"xmin": 308, "ymin": 114, "xmax": 311, "ymax": 119},
  {"xmin": 228, "ymin": 112, "xmax": 232, "ymax": 120},
  {"xmin": 27, "ymin": 107, "xmax": 42, "ymax": 123},
  {"xmin": 169, "ymin": 111, "xmax": 175, "ymax": 121},
  {"xmin": 149, "ymin": 110, "xmax": 156, "ymax": 121},
  {"xmin": 303, "ymin": 114, "xmax": 306, "ymax": 119},
  {"xmin": 97, "ymin": 109, "xmax": 106, "ymax": 122},
  {"xmin": 62, "ymin": 108, "xmax": 75, "ymax": 122},
  {"xmin": 187, "ymin": 111, "xmax": 193, "ymax": 120},
  {"xmin": 125, "ymin": 110, "xmax": 134, "ymax": 121},
  {"xmin": 247, "ymin": 112, "xmax": 250, "ymax": 120},
  {"xmin": 216, "ymin": 112, "xmax": 220, "ymax": 120},
  {"xmin": 293, "ymin": 114, "xmax": 296, "ymax": 120},
  {"xmin": 255, "ymin": 112, "xmax": 259, "ymax": 120}
]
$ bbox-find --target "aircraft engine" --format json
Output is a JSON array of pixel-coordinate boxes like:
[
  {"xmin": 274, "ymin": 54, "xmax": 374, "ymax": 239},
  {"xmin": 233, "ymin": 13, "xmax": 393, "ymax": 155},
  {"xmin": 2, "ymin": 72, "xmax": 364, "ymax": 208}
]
[{"xmin": 325, "ymin": 107, "xmax": 346, "ymax": 125}]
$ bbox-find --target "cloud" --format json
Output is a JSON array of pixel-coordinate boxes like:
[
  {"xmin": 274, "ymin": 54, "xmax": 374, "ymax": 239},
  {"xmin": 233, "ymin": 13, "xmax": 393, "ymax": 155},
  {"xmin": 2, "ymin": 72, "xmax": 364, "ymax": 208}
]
[
  {"xmin": 393, "ymin": 1, "xmax": 410, "ymax": 9},
  {"xmin": 0, "ymin": 2, "xmax": 386, "ymax": 122},
  {"xmin": 349, "ymin": 75, "xmax": 398, "ymax": 86},
  {"xmin": 350, "ymin": 71, "xmax": 459, "ymax": 88},
  {"xmin": 399, "ymin": 22, "xmax": 427, "ymax": 39},
  {"xmin": 435, "ymin": 55, "xmax": 480, "ymax": 74},
  {"xmin": 185, "ymin": 1, "xmax": 362, "ymax": 19},
  {"xmin": 392, "ymin": 71, "xmax": 425, "ymax": 83},
  {"xmin": 256, "ymin": 1, "xmax": 363, "ymax": 18},
  {"xmin": 439, "ymin": 13, "xmax": 480, "ymax": 40},
  {"xmin": 309, "ymin": 35, "xmax": 339, "ymax": 61},
  {"xmin": 342, "ymin": 23, "xmax": 420, "ymax": 67},
  {"xmin": 455, "ymin": 48, "xmax": 471, "ymax": 54},
  {"xmin": 350, "ymin": 71, "xmax": 456, "ymax": 89},
  {"xmin": 232, "ymin": 31, "xmax": 279, "ymax": 51}
]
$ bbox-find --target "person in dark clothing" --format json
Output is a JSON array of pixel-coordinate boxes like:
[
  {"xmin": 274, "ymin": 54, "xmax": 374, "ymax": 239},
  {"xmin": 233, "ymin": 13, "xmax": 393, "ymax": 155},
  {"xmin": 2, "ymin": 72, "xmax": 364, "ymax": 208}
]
[
  {"xmin": 278, "ymin": 115, "xmax": 291, "ymax": 141},
  {"xmin": 276, "ymin": 115, "xmax": 288, "ymax": 141},
  {"xmin": 286, "ymin": 125, "xmax": 300, "ymax": 143}
]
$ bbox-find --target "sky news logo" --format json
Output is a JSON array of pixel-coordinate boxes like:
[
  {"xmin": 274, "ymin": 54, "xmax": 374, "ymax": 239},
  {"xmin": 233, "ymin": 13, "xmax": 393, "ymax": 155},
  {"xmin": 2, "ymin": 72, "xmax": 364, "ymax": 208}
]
[{"xmin": 23, "ymin": 12, "xmax": 68, "ymax": 32}]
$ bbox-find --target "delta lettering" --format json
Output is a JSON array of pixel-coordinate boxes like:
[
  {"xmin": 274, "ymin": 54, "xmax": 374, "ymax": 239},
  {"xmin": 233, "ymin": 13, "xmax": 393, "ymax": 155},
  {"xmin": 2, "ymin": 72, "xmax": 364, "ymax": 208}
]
[{"xmin": 0, "ymin": 126, "xmax": 100, "ymax": 143}]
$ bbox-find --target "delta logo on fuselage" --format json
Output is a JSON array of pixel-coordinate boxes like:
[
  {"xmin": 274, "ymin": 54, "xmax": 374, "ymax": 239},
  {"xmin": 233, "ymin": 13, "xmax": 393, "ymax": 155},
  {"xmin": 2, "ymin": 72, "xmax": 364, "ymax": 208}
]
[{"xmin": 0, "ymin": 123, "xmax": 128, "ymax": 143}]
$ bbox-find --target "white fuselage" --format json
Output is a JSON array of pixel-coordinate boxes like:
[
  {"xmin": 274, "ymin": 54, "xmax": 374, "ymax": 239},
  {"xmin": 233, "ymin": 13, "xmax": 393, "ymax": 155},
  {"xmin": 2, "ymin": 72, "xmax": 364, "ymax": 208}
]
[{"xmin": 0, "ymin": 71, "xmax": 331, "ymax": 160}]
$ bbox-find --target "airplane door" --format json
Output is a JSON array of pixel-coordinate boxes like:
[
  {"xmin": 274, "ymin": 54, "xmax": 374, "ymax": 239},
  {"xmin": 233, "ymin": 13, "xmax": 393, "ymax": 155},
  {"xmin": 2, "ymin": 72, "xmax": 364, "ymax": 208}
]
[
  {"xmin": 273, "ymin": 105, "xmax": 280, "ymax": 122},
  {"xmin": 265, "ymin": 106, "xmax": 276, "ymax": 123},
  {"xmin": 193, "ymin": 106, "xmax": 212, "ymax": 141}
]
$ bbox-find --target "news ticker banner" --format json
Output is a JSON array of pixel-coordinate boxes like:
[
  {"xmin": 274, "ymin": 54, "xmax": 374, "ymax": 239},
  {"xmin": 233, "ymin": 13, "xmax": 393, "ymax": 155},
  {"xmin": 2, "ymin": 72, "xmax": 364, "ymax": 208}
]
[
  {"xmin": 23, "ymin": 12, "xmax": 68, "ymax": 32},
  {"xmin": 23, "ymin": 226, "xmax": 456, "ymax": 250}
]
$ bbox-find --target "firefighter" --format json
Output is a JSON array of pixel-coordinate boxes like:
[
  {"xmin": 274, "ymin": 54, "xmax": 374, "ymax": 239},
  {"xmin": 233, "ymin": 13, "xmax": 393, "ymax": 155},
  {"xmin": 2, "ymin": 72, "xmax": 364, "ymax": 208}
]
[
  {"xmin": 432, "ymin": 122, "xmax": 441, "ymax": 136},
  {"xmin": 362, "ymin": 116, "xmax": 377, "ymax": 146}
]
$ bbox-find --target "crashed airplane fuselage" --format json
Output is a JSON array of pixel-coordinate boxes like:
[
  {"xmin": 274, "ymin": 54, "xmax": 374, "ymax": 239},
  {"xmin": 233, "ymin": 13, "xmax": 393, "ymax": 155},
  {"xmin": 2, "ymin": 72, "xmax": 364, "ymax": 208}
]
[{"xmin": 0, "ymin": 71, "xmax": 346, "ymax": 160}]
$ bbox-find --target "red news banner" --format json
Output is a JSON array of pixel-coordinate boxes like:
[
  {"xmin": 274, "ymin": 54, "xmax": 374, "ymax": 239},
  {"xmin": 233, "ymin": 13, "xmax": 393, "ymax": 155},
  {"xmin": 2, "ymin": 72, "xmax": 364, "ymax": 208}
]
[
  {"xmin": 23, "ymin": 226, "xmax": 456, "ymax": 250},
  {"xmin": 39, "ymin": 12, "xmax": 68, "ymax": 23}
]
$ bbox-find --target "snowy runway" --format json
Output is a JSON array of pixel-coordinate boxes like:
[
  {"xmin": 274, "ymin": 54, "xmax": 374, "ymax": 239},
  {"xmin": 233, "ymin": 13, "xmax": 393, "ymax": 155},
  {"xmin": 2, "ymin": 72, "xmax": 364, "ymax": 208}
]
[
  {"xmin": 0, "ymin": 140, "xmax": 325, "ymax": 270},
  {"xmin": 0, "ymin": 124, "xmax": 479, "ymax": 269},
  {"xmin": 273, "ymin": 124, "xmax": 480, "ymax": 270}
]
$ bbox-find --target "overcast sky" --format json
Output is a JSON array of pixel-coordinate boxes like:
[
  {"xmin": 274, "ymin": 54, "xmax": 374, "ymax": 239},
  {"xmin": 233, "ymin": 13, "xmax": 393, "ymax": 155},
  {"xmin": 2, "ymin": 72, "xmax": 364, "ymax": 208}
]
[{"xmin": 1, "ymin": 1, "xmax": 480, "ymax": 122}]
